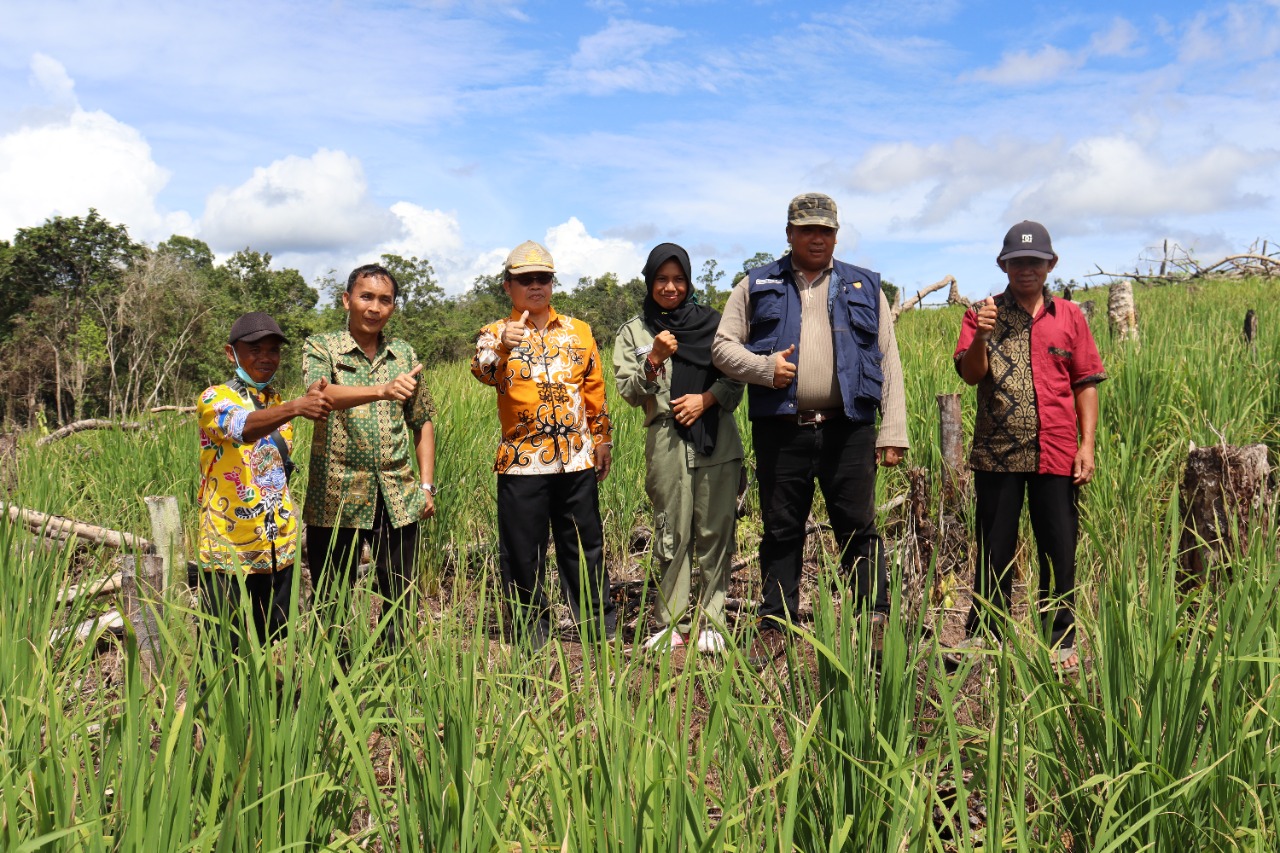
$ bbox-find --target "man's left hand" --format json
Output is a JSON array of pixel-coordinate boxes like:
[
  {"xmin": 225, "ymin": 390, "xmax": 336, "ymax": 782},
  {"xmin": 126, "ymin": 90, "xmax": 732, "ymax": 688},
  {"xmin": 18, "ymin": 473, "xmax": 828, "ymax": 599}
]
[
  {"xmin": 876, "ymin": 447, "xmax": 906, "ymax": 467},
  {"xmin": 594, "ymin": 443, "xmax": 612, "ymax": 482},
  {"xmin": 1072, "ymin": 446, "xmax": 1095, "ymax": 485}
]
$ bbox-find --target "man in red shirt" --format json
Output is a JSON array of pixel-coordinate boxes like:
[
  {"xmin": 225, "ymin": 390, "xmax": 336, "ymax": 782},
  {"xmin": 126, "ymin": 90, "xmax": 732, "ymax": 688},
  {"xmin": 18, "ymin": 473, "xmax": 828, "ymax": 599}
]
[{"xmin": 952, "ymin": 221, "xmax": 1105, "ymax": 672}]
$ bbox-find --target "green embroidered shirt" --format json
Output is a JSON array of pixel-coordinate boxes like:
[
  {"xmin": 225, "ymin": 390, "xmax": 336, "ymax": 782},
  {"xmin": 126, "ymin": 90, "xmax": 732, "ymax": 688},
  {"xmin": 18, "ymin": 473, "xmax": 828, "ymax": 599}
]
[{"xmin": 302, "ymin": 330, "xmax": 434, "ymax": 530}]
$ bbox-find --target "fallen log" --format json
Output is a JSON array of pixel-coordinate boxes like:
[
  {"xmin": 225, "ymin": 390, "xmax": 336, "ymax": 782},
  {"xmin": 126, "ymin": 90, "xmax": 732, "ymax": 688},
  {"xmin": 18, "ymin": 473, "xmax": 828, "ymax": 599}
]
[
  {"xmin": 3, "ymin": 502, "xmax": 149, "ymax": 551},
  {"xmin": 50, "ymin": 609, "xmax": 125, "ymax": 645},
  {"xmin": 57, "ymin": 572, "xmax": 123, "ymax": 606},
  {"xmin": 36, "ymin": 420, "xmax": 144, "ymax": 447},
  {"xmin": 150, "ymin": 406, "xmax": 196, "ymax": 413},
  {"xmin": 893, "ymin": 276, "xmax": 956, "ymax": 320}
]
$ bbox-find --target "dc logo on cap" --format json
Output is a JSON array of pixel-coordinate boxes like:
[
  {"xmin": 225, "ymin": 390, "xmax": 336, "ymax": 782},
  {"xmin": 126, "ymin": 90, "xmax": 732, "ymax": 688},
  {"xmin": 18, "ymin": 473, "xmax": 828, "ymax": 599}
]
[{"xmin": 1022, "ymin": 234, "xmax": 1033, "ymax": 243}]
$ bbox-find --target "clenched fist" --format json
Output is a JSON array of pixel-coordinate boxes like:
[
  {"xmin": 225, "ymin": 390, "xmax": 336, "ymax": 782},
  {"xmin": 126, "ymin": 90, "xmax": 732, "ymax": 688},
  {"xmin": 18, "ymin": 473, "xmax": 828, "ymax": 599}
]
[{"xmin": 651, "ymin": 330, "xmax": 678, "ymax": 362}]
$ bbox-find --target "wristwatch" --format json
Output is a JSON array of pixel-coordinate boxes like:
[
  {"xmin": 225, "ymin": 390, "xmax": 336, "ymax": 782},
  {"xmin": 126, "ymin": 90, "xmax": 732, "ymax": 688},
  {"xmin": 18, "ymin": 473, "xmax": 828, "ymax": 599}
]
[{"xmin": 418, "ymin": 482, "xmax": 437, "ymax": 496}]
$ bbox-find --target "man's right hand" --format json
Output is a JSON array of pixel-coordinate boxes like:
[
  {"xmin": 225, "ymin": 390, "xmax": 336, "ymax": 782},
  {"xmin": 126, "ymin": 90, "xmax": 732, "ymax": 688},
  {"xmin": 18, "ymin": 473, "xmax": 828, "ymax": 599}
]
[
  {"xmin": 382, "ymin": 364, "xmax": 424, "ymax": 402},
  {"xmin": 974, "ymin": 297, "xmax": 998, "ymax": 342},
  {"xmin": 296, "ymin": 377, "xmax": 332, "ymax": 420},
  {"xmin": 651, "ymin": 330, "xmax": 678, "ymax": 362},
  {"xmin": 500, "ymin": 310, "xmax": 531, "ymax": 351},
  {"xmin": 772, "ymin": 344, "xmax": 797, "ymax": 389}
]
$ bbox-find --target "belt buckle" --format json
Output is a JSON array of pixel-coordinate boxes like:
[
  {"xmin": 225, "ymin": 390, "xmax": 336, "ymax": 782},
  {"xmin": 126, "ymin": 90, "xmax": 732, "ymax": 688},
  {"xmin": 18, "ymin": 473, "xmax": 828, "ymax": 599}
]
[{"xmin": 796, "ymin": 410, "xmax": 826, "ymax": 427}]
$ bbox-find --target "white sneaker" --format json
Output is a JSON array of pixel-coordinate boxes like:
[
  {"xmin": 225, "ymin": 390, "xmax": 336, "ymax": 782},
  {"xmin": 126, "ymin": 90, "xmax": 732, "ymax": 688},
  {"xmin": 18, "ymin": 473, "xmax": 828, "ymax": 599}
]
[
  {"xmin": 696, "ymin": 629, "xmax": 726, "ymax": 655},
  {"xmin": 643, "ymin": 627, "xmax": 685, "ymax": 651}
]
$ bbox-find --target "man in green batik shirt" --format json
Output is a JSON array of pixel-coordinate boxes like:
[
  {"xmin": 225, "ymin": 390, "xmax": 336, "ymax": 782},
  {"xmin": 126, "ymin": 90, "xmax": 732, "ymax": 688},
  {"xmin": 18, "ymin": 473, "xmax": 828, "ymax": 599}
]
[{"xmin": 304, "ymin": 263, "xmax": 436, "ymax": 650}]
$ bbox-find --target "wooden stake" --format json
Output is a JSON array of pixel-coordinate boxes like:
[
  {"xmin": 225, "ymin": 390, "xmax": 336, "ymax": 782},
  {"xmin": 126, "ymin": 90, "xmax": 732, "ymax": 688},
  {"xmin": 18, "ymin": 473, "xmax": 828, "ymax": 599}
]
[
  {"xmin": 937, "ymin": 393, "xmax": 969, "ymax": 507},
  {"xmin": 121, "ymin": 554, "xmax": 166, "ymax": 688},
  {"xmin": 145, "ymin": 495, "xmax": 185, "ymax": 592}
]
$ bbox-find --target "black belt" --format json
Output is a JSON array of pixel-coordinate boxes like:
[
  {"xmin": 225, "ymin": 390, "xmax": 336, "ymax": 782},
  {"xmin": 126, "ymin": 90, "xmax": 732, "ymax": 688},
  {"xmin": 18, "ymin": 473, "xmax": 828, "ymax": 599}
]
[{"xmin": 780, "ymin": 409, "xmax": 844, "ymax": 427}]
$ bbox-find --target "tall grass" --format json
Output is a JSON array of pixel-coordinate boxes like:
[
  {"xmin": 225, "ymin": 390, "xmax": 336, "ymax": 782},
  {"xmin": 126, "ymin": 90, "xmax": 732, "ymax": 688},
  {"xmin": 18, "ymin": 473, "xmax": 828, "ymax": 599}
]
[{"xmin": 2, "ymin": 278, "xmax": 1277, "ymax": 849}]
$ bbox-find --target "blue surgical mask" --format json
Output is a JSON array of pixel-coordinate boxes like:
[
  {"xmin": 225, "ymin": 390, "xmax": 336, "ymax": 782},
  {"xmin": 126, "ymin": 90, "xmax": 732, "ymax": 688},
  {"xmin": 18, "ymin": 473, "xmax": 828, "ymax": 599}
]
[{"xmin": 232, "ymin": 349, "xmax": 273, "ymax": 391}]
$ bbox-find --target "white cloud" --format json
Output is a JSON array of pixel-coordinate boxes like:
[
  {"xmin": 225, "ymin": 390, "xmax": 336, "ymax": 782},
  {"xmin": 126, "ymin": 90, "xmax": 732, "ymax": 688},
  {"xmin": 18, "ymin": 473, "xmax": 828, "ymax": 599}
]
[
  {"xmin": 965, "ymin": 17, "xmax": 1140, "ymax": 86},
  {"xmin": 1012, "ymin": 135, "xmax": 1279, "ymax": 222},
  {"xmin": 0, "ymin": 54, "xmax": 189, "ymax": 241},
  {"xmin": 554, "ymin": 19, "xmax": 725, "ymax": 95},
  {"xmin": 199, "ymin": 149, "xmax": 398, "ymax": 253},
  {"xmin": 1178, "ymin": 2, "xmax": 1280, "ymax": 64},
  {"xmin": 966, "ymin": 45, "xmax": 1081, "ymax": 85},
  {"xmin": 542, "ymin": 217, "xmax": 646, "ymax": 283}
]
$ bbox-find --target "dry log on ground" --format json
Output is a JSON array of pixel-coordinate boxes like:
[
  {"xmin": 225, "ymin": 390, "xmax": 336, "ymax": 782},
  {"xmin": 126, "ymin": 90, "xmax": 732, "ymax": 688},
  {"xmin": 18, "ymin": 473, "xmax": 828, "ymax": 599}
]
[
  {"xmin": 1179, "ymin": 443, "xmax": 1272, "ymax": 583},
  {"xmin": 36, "ymin": 419, "xmax": 144, "ymax": 447},
  {"xmin": 4, "ymin": 502, "xmax": 150, "ymax": 551},
  {"xmin": 57, "ymin": 572, "xmax": 123, "ymax": 605},
  {"xmin": 50, "ymin": 609, "xmax": 125, "ymax": 645},
  {"xmin": 150, "ymin": 405, "xmax": 197, "ymax": 413}
]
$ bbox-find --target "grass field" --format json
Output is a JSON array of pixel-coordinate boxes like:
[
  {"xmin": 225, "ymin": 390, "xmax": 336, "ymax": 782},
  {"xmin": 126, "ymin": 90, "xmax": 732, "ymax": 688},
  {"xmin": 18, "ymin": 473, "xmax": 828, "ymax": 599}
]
[{"xmin": 2, "ymin": 279, "xmax": 1278, "ymax": 850}]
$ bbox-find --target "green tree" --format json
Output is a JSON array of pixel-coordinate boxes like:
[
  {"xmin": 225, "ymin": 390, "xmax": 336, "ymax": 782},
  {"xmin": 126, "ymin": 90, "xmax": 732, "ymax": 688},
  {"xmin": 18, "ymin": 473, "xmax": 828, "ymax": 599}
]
[
  {"xmin": 697, "ymin": 259, "xmax": 726, "ymax": 308},
  {"xmin": 732, "ymin": 251, "xmax": 777, "ymax": 286}
]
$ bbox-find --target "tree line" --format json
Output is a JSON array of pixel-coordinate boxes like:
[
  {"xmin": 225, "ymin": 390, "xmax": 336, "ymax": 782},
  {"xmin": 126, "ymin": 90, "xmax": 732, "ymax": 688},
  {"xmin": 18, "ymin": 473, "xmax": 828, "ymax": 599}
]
[{"xmin": 3, "ymin": 211, "xmax": 864, "ymax": 428}]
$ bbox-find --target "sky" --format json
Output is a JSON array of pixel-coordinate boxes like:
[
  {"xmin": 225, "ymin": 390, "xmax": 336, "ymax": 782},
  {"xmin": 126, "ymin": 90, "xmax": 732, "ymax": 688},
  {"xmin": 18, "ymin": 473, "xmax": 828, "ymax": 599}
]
[{"xmin": 2, "ymin": 0, "xmax": 1278, "ymax": 299}]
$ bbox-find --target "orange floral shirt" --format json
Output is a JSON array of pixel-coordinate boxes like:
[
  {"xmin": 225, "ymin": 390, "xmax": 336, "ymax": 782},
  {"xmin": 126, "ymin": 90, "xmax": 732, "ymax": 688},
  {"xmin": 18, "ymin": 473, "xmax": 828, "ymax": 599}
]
[{"xmin": 472, "ymin": 308, "xmax": 612, "ymax": 475}]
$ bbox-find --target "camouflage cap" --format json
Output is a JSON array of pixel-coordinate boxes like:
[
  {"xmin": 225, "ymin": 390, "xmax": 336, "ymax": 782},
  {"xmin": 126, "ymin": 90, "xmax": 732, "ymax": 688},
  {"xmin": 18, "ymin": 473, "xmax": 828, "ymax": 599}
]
[
  {"xmin": 787, "ymin": 193, "xmax": 839, "ymax": 230},
  {"xmin": 504, "ymin": 240, "xmax": 555, "ymax": 276}
]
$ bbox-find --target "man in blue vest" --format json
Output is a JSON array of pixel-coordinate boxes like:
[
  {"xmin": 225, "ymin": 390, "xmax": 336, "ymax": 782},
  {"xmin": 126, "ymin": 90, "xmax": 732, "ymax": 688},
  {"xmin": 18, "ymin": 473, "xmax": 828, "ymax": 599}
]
[{"xmin": 713, "ymin": 193, "xmax": 909, "ymax": 651}]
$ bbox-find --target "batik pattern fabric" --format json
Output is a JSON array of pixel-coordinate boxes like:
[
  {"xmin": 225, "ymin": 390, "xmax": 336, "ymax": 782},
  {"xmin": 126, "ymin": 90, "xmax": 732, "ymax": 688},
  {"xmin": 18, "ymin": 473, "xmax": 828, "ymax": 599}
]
[
  {"xmin": 196, "ymin": 383, "xmax": 296, "ymax": 573},
  {"xmin": 302, "ymin": 331, "xmax": 434, "ymax": 530},
  {"xmin": 472, "ymin": 308, "xmax": 612, "ymax": 475},
  {"xmin": 955, "ymin": 289, "xmax": 1106, "ymax": 476}
]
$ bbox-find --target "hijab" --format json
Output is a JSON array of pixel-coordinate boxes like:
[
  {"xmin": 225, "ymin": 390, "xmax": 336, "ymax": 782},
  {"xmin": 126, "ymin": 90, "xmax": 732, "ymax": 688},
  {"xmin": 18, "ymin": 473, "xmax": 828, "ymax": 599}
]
[{"xmin": 641, "ymin": 243, "xmax": 723, "ymax": 456}]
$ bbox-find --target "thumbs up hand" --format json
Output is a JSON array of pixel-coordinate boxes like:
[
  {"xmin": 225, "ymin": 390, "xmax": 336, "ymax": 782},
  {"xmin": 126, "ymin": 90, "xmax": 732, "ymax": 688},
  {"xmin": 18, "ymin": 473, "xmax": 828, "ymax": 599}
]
[
  {"xmin": 297, "ymin": 376, "xmax": 332, "ymax": 420},
  {"xmin": 501, "ymin": 310, "xmax": 531, "ymax": 351},
  {"xmin": 974, "ymin": 297, "xmax": 998, "ymax": 342},
  {"xmin": 772, "ymin": 344, "xmax": 797, "ymax": 389},
  {"xmin": 381, "ymin": 363, "xmax": 424, "ymax": 402}
]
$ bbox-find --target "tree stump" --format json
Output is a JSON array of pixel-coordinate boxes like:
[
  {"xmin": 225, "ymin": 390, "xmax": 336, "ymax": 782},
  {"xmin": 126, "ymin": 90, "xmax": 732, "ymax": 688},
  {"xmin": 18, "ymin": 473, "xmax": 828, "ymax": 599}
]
[
  {"xmin": 937, "ymin": 393, "xmax": 970, "ymax": 506},
  {"xmin": 1179, "ymin": 443, "xmax": 1271, "ymax": 583},
  {"xmin": 144, "ymin": 495, "xmax": 185, "ymax": 590},
  {"xmin": 1108, "ymin": 280, "xmax": 1139, "ymax": 341},
  {"xmin": 121, "ymin": 553, "xmax": 166, "ymax": 688}
]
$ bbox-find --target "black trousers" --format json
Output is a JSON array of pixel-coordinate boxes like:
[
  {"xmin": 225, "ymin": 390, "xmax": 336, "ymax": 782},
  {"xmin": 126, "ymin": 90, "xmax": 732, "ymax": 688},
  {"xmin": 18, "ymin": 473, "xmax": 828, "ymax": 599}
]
[
  {"xmin": 753, "ymin": 417, "xmax": 888, "ymax": 627},
  {"xmin": 307, "ymin": 498, "xmax": 419, "ymax": 650},
  {"xmin": 199, "ymin": 563, "xmax": 294, "ymax": 655},
  {"xmin": 966, "ymin": 470, "xmax": 1078, "ymax": 647},
  {"xmin": 497, "ymin": 468, "xmax": 616, "ymax": 648}
]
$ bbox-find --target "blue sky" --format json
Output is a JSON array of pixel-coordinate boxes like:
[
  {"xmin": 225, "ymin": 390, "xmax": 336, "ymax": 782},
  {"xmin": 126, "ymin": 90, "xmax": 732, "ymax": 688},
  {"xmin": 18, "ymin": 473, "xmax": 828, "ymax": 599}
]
[{"xmin": 2, "ymin": 0, "xmax": 1278, "ymax": 298}]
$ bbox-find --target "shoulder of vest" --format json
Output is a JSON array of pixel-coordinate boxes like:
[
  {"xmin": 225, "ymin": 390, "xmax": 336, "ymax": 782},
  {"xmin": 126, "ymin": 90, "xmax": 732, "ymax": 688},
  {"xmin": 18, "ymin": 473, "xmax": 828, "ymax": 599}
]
[{"xmin": 832, "ymin": 259, "xmax": 880, "ymax": 288}]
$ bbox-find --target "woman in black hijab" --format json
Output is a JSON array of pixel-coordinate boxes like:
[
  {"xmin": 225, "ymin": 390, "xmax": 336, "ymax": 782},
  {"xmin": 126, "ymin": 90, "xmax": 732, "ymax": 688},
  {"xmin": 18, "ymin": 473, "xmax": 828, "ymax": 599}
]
[{"xmin": 613, "ymin": 243, "xmax": 744, "ymax": 654}]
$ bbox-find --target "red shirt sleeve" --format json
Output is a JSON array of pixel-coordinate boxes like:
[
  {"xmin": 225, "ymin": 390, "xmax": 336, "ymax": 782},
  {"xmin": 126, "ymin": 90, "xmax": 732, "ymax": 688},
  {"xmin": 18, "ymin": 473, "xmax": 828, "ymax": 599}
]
[{"xmin": 953, "ymin": 306, "xmax": 979, "ymax": 376}]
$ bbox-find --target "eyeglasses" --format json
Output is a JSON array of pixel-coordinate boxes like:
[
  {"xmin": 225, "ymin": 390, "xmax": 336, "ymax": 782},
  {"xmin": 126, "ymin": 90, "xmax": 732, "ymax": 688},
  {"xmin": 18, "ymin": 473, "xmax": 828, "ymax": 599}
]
[{"xmin": 510, "ymin": 272, "xmax": 554, "ymax": 286}]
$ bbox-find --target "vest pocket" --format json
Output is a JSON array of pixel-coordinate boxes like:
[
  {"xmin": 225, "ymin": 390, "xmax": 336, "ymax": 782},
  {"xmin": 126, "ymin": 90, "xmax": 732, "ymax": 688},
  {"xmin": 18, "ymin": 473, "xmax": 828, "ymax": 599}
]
[
  {"xmin": 847, "ymin": 299, "xmax": 879, "ymax": 345},
  {"xmin": 747, "ymin": 282, "xmax": 787, "ymax": 353}
]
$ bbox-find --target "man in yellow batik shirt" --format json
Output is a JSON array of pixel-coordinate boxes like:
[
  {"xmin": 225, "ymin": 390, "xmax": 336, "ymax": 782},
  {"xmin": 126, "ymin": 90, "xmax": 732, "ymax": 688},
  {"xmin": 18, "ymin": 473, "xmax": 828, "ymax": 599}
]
[
  {"xmin": 472, "ymin": 240, "xmax": 616, "ymax": 649},
  {"xmin": 197, "ymin": 312, "xmax": 330, "ymax": 651}
]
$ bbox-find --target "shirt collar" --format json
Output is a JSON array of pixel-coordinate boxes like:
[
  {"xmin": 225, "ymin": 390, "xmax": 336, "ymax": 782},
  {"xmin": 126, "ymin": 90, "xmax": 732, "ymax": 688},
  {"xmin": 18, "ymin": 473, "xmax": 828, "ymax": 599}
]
[
  {"xmin": 337, "ymin": 329, "xmax": 393, "ymax": 359},
  {"xmin": 998, "ymin": 286, "xmax": 1056, "ymax": 315}
]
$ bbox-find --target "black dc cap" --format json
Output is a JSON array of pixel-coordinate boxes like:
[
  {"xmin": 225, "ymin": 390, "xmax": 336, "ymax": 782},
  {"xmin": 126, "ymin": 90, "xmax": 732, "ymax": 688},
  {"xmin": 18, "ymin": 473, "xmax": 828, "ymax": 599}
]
[{"xmin": 998, "ymin": 220, "xmax": 1056, "ymax": 262}]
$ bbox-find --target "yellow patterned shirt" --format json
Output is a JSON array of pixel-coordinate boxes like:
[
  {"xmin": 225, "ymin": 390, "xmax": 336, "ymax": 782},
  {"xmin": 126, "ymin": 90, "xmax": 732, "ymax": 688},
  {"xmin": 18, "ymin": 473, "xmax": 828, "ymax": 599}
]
[
  {"xmin": 196, "ymin": 382, "xmax": 297, "ymax": 574},
  {"xmin": 302, "ymin": 330, "xmax": 434, "ymax": 529},
  {"xmin": 471, "ymin": 307, "xmax": 612, "ymax": 475}
]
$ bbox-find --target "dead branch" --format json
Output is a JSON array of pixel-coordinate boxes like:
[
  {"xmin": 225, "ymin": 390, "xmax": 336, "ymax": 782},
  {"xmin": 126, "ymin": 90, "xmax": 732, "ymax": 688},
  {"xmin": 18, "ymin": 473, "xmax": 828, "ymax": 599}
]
[
  {"xmin": 57, "ymin": 572, "xmax": 123, "ymax": 606},
  {"xmin": 36, "ymin": 419, "xmax": 144, "ymax": 446},
  {"xmin": 893, "ymin": 276, "xmax": 956, "ymax": 320},
  {"xmin": 149, "ymin": 405, "xmax": 196, "ymax": 414}
]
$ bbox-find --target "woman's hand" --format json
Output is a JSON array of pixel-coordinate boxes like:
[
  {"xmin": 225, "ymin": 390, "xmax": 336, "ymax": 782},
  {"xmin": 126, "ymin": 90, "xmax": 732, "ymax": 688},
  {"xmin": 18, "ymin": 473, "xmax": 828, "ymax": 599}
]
[{"xmin": 671, "ymin": 391, "xmax": 715, "ymax": 426}]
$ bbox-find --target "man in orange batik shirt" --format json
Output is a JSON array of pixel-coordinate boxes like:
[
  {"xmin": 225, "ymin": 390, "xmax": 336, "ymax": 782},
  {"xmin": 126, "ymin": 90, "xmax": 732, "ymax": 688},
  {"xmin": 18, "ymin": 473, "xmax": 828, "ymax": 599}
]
[{"xmin": 472, "ymin": 240, "xmax": 616, "ymax": 650}]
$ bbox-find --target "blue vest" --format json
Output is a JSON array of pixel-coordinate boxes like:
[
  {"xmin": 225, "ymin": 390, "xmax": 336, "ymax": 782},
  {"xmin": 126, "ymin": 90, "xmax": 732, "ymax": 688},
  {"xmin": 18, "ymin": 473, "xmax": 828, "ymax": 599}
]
[{"xmin": 744, "ymin": 256, "xmax": 884, "ymax": 422}]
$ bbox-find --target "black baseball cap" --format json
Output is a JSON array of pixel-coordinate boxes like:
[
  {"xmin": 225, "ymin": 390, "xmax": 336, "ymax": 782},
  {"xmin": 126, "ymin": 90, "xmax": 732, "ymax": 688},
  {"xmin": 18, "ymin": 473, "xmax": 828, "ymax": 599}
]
[
  {"xmin": 228, "ymin": 312, "xmax": 287, "ymax": 345},
  {"xmin": 998, "ymin": 220, "xmax": 1056, "ymax": 262}
]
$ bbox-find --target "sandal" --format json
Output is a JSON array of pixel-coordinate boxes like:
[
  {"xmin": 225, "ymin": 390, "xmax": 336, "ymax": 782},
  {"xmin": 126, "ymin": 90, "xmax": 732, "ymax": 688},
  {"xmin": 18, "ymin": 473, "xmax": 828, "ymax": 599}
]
[{"xmin": 642, "ymin": 627, "xmax": 685, "ymax": 651}]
